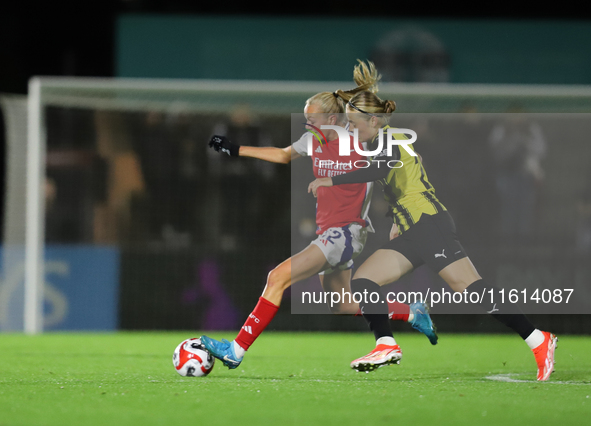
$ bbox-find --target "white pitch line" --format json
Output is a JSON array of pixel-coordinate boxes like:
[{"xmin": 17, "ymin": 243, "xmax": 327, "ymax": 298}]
[{"xmin": 485, "ymin": 374, "xmax": 591, "ymax": 386}]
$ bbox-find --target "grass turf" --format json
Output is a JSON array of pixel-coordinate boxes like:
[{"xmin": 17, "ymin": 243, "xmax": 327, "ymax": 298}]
[{"xmin": 0, "ymin": 332, "xmax": 590, "ymax": 426}]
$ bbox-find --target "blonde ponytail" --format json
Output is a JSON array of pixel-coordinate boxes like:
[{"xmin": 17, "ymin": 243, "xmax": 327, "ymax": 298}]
[
  {"xmin": 333, "ymin": 60, "xmax": 381, "ymax": 104},
  {"xmin": 306, "ymin": 60, "xmax": 384, "ymax": 121},
  {"xmin": 353, "ymin": 60, "xmax": 380, "ymax": 94},
  {"xmin": 383, "ymin": 100, "xmax": 397, "ymax": 114}
]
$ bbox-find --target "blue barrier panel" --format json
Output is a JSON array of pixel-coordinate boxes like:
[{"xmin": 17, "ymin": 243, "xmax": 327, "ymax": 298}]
[
  {"xmin": 44, "ymin": 246, "xmax": 120, "ymax": 331},
  {"xmin": 0, "ymin": 245, "xmax": 120, "ymax": 331}
]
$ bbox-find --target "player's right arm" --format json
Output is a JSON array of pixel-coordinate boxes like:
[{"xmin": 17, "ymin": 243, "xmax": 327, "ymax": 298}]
[{"xmin": 208, "ymin": 135, "xmax": 301, "ymax": 164}]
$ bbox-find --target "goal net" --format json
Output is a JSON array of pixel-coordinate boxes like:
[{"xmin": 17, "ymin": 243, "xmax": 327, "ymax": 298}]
[{"xmin": 2, "ymin": 78, "xmax": 591, "ymax": 333}]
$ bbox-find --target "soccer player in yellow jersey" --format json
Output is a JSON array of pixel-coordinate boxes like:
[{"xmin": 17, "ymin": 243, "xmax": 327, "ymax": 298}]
[{"xmin": 309, "ymin": 90, "xmax": 557, "ymax": 381}]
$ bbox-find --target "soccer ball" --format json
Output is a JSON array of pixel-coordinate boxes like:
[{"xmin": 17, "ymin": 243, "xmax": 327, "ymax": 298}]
[{"xmin": 172, "ymin": 337, "xmax": 215, "ymax": 377}]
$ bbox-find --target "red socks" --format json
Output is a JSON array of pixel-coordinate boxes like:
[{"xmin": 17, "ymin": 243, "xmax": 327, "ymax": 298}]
[
  {"xmin": 356, "ymin": 301, "xmax": 410, "ymax": 322},
  {"xmin": 235, "ymin": 297, "xmax": 409, "ymax": 351},
  {"xmin": 235, "ymin": 297, "xmax": 279, "ymax": 350},
  {"xmin": 388, "ymin": 301, "xmax": 410, "ymax": 322}
]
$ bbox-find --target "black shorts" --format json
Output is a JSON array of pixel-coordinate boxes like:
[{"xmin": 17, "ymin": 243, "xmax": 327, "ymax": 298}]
[{"xmin": 382, "ymin": 211, "xmax": 467, "ymax": 273}]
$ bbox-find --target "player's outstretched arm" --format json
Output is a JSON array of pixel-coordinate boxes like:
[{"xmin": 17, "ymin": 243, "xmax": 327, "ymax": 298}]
[
  {"xmin": 239, "ymin": 145, "xmax": 298, "ymax": 164},
  {"xmin": 208, "ymin": 135, "xmax": 299, "ymax": 164}
]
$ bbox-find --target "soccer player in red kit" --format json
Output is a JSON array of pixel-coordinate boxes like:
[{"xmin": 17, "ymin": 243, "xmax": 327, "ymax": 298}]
[{"xmin": 201, "ymin": 61, "xmax": 437, "ymax": 369}]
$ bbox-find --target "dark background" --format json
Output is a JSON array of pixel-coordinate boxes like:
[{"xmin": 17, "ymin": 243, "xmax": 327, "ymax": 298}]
[{"xmin": 2, "ymin": 2, "xmax": 591, "ymax": 95}]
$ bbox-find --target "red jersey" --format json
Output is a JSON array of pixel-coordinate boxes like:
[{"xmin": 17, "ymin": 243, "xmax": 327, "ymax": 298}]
[{"xmin": 293, "ymin": 133, "xmax": 373, "ymax": 234}]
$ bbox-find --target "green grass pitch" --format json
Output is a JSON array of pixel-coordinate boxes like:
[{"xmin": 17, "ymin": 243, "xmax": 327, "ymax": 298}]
[{"xmin": 1, "ymin": 332, "xmax": 590, "ymax": 426}]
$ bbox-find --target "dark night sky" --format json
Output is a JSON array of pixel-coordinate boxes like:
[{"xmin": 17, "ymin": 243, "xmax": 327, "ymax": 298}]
[{"xmin": 2, "ymin": 1, "xmax": 590, "ymax": 94}]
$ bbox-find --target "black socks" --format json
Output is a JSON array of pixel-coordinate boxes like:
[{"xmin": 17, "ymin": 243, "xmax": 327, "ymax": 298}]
[
  {"xmin": 351, "ymin": 277, "xmax": 536, "ymax": 342},
  {"xmin": 351, "ymin": 278, "xmax": 392, "ymax": 341},
  {"xmin": 466, "ymin": 279, "xmax": 536, "ymax": 339}
]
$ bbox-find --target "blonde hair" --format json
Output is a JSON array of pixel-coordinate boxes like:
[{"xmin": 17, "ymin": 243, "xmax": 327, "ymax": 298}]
[
  {"xmin": 305, "ymin": 60, "xmax": 381, "ymax": 123},
  {"xmin": 334, "ymin": 60, "xmax": 381, "ymax": 102},
  {"xmin": 346, "ymin": 91, "xmax": 396, "ymax": 126}
]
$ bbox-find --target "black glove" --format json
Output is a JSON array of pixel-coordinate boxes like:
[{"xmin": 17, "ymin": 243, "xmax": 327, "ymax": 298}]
[{"xmin": 208, "ymin": 135, "xmax": 240, "ymax": 157}]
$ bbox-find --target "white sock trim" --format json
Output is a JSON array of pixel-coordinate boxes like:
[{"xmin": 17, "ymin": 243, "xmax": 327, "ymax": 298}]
[
  {"xmin": 525, "ymin": 329, "xmax": 545, "ymax": 350},
  {"xmin": 233, "ymin": 341, "xmax": 246, "ymax": 358},
  {"xmin": 376, "ymin": 336, "xmax": 396, "ymax": 347}
]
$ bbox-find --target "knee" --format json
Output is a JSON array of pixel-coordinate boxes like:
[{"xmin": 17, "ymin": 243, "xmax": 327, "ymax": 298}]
[
  {"xmin": 266, "ymin": 267, "xmax": 290, "ymax": 292},
  {"xmin": 448, "ymin": 280, "xmax": 471, "ymax": 293},
  {"xmin": 439, "ymin": 258, "xmax": 481, "ymax": 293},
  {"xmin": 448, "ymin": 277, "xmax": 479, "ymax": 293}
]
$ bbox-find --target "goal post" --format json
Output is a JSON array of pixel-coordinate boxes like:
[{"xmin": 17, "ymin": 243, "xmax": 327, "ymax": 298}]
[{"xmin": 25, "ymin": 77, "xmax": 46, "ymax": 334}]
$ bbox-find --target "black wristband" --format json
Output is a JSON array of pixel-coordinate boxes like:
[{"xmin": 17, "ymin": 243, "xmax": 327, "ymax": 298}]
[{"xmin": 229, "ymin": 143, "xmax": 240, "ymax": 157}]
